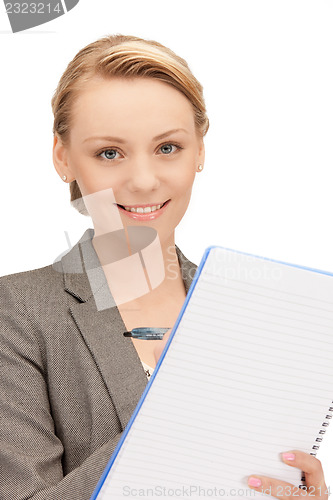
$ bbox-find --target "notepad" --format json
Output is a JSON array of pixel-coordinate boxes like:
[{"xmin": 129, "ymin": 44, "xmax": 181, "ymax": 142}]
[{"xmin": 91, "ymin": 246, "xmax": 333, "ymax": 500}]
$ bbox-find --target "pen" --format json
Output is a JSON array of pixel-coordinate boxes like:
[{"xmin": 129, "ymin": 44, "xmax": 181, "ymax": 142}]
[{"xmin": 123, "ymin": 327, "xmax": 171, "ymax": 340}]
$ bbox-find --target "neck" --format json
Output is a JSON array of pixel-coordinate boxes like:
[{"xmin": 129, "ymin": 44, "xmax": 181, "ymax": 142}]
[{"xmin": 91, "ymin": 229, "xmax": 184, "ymax": 307}]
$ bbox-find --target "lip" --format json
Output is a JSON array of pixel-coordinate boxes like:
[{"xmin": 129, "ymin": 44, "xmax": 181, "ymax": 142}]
[{"xmin": 116, "ymin": 199, "xmax": 171, "ymax": 221}]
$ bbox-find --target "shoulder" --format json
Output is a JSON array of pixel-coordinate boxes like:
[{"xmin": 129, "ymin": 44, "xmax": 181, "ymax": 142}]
[
  {"xmin": 0, "ymin": 265, "xmax": 69, "ymax": 338},
  {"xmin": 0, "ymin": 263, "xmax": 64, "ymax": 300},
  {"xmin": 0, "ymin": 262, "xmax": 62, "ymax": 285},
  {"xmin": 0, "ymin": 228, "xmax": 94, "ymax": 304}
]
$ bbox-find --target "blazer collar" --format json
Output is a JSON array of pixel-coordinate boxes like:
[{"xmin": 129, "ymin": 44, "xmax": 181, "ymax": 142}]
[
  {"xmin": 57, "ymin": 228, "xmax": 197, "ymax": 430},
  {"xmin": 59, "ymin": 228, "xmax": 196, "ymax": 303}
]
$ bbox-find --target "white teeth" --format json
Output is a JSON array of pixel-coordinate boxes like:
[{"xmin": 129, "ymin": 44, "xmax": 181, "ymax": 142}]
[{"xmin": 123, "ymin": 203, "xmax": 164, "ymax": 213}]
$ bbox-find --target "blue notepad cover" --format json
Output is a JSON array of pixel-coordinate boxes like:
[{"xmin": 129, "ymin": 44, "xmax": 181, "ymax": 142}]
[{"xmin": 90, "ymin": 245, "xmax": 333, "ymax": 499}]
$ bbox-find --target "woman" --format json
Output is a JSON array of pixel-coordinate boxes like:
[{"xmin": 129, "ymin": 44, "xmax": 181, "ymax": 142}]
[{"xmin": 0, "ymin": 34, "xmax": 328, "ymax": 499}]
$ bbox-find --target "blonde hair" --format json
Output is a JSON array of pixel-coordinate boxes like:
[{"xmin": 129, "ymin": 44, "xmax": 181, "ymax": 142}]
[{"xmin": 51, "ymin": 34, "xmax": 209, "ymax": 212}]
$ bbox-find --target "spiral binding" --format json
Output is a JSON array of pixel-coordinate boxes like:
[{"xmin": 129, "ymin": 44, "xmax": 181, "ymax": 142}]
[
  {"xmin": 299, "ymin": 401, "xmax": 333, "ymax": 488},
  {"xmin": 310, "ymin": 402, "xmax": 333, "ymax": 456}
]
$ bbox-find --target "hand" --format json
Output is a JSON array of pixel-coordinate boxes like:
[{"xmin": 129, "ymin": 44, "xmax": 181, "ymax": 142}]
[
  {"xmin": 248, "ymin": 450, "xmax": 329, "ymax": 499},
  {"xmin": 153, "ymin": 328, "xmax": 172, "ymax": 364}
]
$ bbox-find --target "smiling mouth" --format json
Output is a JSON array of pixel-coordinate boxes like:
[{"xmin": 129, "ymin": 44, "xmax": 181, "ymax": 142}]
[{"xmin": 116, "ymin": 200, "xmax": 170, "ymax": 213}]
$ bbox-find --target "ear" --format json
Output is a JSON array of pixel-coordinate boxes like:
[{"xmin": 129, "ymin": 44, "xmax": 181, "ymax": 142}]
[
  {"xmin": 197, "ymin": 137, "xmax": 205, "ymax": 167},
  {"xmin": 53, "ymin": 134, "xmax": 75, "ymax": 182}
]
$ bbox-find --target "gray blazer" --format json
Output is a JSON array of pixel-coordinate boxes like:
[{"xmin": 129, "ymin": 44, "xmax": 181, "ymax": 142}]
[{"xmin": 0, "ymin": 229, "xmax": 197, "ymax": 500}]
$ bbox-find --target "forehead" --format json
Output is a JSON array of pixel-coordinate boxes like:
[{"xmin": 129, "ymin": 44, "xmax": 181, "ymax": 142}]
[{"xmin": 70, "ymin": 77, "xmax": 196, "ymax": 139}]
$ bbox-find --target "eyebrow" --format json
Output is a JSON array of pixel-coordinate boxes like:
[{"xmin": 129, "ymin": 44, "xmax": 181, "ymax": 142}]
[{"xmin": 83, "ymin": 128, "xmax": 189, "ymax": 144}]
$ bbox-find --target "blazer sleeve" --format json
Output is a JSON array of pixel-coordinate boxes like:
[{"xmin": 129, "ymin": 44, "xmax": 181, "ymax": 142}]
[{"xmin": 0, "ymin": 278, "xmax": 122, "ymax": 500}]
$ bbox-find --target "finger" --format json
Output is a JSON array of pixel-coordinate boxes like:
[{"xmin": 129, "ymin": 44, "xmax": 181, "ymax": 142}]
[
  {"xmin": 248, "ymin": 450, "xmax": 328, "ymax": 499},
  {"xmin": 248, "ymin": 474, "xmax": 303, "ymax": 499},
  {"xmin": 281, "ymin": 450, "xmax": 326, "ymax": 490}
]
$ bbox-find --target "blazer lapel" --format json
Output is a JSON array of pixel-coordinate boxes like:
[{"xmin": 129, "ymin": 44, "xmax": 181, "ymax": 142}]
[
  {"xmin": 59, "ymin": 229, "xmax": 197, "ymax": 430},
  {"xmin": 69, "ymin": 299, "xmax": 147, "ymax": 430}
]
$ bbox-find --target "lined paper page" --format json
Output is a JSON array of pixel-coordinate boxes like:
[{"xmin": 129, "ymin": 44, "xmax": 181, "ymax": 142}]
[{"xmin": 96, "ymin": 248, "xmax": 333, "ymax": 500}]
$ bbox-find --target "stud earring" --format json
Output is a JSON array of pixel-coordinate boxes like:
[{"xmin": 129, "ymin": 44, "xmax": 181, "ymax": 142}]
[
  {"xmin": 62, "ymin": 175, "xmax": 67, "ymax": 181},
  {"xmin": 197, "ymin": 164, "xmax": 204, "ymax": 172}
]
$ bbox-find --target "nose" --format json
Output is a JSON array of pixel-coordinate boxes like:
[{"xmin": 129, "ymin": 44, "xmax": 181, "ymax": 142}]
[{"xmin": 126, "ymin": 157, "xmax": 161, "ymax": 193}]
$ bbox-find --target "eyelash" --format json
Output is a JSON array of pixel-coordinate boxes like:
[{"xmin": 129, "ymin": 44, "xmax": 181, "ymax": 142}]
[{"xmin": 95, "ymin": 142, "xmax": 183, "ymax": 161}]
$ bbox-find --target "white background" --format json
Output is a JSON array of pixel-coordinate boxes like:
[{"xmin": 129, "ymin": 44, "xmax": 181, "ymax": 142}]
[{"xmin": 0, "ymin": 0, "xmax": 332, "ymax": 490}]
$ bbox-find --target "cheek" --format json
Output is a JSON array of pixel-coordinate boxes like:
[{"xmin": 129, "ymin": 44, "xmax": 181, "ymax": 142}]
[
  {"xmin": 80, "ymin": 176, "xmax": 112, "ymax": 196},
  {"xmin": 170, "ymin": 177, "xmax": 195, "ymax": 208},
  {"xmin": 174, "ymin": 166, "xmax": 196, "ymax": 192},
  {"xmin": 72, "ymin": 161, "xmax": 115, "ymax": 196}
]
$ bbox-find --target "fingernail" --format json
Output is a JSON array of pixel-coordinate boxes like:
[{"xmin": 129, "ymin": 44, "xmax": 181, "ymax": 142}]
[
  {"xmin": 248, "ymin": 477, "xmax": 262, "ymax": 487},
  {"xmin": 282, "ymin": 452, "xmax": 296, "ymax": 461}
]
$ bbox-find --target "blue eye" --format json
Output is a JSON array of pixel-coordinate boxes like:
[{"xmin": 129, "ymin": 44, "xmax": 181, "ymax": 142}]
[
  {"xmin": 160, "ymin": 144, "xmax": 178, "ymax": 155},
  {"xmin": 99, "ymin": 149, "xmax": 119, "ymax": 160}
]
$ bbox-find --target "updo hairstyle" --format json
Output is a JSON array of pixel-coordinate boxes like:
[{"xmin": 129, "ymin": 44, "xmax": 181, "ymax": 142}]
[{"xmin": 51, "ymin": 34, "xmax": 209, "ymax": 214}]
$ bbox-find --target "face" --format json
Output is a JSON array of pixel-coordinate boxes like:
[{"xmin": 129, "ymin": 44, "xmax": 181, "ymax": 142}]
[{"xmin": 53, "ymin": 76, "xmax": 205, "ymax": 248}]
